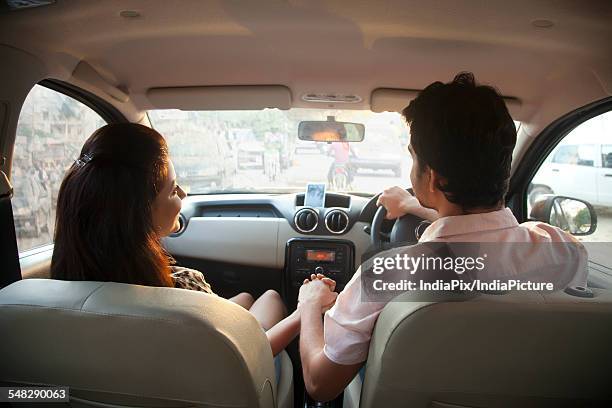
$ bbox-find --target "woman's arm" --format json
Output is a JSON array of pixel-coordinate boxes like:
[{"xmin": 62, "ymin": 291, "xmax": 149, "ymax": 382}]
[
  {"xmin": 266, "ymin": 309, "xmax": 301, "ymax": 357},
  {"xmin": 265, "ymin": 276, "xmax": 336, "ymax": 357}
]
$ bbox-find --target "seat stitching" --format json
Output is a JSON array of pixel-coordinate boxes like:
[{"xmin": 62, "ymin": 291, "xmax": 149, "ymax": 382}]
[
  {"xmin": 79, "ymin": 282, "xmax": 106, "ymax": 311},
  {"xmin": 0, "ymin": 304, "xmax": 180, "ymax": 324}
]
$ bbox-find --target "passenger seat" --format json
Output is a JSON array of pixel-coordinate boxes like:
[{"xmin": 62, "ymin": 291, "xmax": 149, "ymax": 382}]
[{"xmin": 0, "ymin": 278, "xmax": 293, "ymax": 408}]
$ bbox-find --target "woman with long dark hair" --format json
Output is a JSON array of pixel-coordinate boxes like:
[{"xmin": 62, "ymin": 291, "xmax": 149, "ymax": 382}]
[{"xmin": 51, "ymin": 123, "xmax": 317, "ymax": 355}]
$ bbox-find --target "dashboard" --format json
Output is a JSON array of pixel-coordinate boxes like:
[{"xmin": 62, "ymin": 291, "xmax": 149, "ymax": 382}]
[
  {"xmin": 162, "ymin": 191, "xmax": 384, "ymax": 305},
  {"xmin": 163, "ymin": 192, "xmax": 374, "ymax": 271}
]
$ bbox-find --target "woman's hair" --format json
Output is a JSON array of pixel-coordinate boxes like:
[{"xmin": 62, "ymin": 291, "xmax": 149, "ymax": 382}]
[
  {"xmin": 51, "ymin": 123, "xmax": 174, "ymax": 287},
  {"xmin": 402, "ymin": 72, "xmax": 517, "ymax": 210}
]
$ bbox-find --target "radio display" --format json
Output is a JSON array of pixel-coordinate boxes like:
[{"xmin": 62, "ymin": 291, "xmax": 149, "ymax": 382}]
[{"xmin": 305, "ymin": 249, "xmax": 336, "ymax": 263}]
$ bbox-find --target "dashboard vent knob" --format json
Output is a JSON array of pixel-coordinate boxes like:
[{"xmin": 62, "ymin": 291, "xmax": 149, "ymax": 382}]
[
  {"xmin": 294, "ymin": 208, "xmax": 319, "ymax": 233},
  {"xmin": 325, "ymin": 210, "xmax": 349, "ymax": 234}
]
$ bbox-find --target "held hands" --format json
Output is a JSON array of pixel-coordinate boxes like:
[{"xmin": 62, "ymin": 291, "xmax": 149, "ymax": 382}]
[
  {"xmin": 299, "ymin": 274, "xmax": 338, "ymax": 313},
  {"xmin": 304, "ymin": 273, "xmax": 336, "ymax": 292}
]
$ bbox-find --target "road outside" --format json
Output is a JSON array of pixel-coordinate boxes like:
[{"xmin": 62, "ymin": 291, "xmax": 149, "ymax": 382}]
[
  {"xmin": 581, "ymin": 207, "xmax": 612, "ymax": 243},
  {"xmin": 224, "ymin": 150, "xmax": 413, "ymax": 194}
]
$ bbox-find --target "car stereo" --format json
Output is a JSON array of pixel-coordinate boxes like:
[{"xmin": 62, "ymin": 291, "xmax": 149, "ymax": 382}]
[{"xmin": 285, "ymin": 238, "xmax": 355, "ymax": 292}]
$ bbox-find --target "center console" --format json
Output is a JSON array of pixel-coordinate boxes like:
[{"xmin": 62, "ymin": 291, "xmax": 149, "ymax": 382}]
[{"xmin": 284, "ymin": 238, "xmax": 355, "ymax": 310}]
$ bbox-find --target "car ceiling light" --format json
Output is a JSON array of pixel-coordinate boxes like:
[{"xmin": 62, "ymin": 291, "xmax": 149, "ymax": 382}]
[
  {"xmin": 302, "ymin": 93, "xmax": 362, "ymax": 103},
  {"xmin": 532, "ymin": 19, "xmax": 554, "ymax": 29},
  {"xmin": 120, "ymin": 10, "xmax": 141, "ymax": 18},
  {"xmin": 3, "ymin": 0, "xmax": 55, "ymax": 11}
]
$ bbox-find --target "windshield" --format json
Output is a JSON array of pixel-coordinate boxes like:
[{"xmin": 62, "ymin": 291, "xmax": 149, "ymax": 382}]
[{"xmin": 148, "ymin": 108, "xmax": 411, "ymax": 194}]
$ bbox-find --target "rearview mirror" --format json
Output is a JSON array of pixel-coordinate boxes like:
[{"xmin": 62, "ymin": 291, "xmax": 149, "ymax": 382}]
[
  {"xmin": 529, "ymin": 196, "xmax": 598, "ymax": 236},
  {"xmin": 298, "ymin": 120, "xmax": 364, "ymax": 142}
]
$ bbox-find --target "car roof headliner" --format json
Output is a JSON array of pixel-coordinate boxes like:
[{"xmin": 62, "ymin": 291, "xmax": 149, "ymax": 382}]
[{"xmin": 1, "ymin": 0, "xmax": 611, "ymax": 127}]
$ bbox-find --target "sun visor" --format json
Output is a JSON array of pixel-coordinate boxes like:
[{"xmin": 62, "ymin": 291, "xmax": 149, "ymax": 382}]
[
  {"xmin": 146, "ymin": 85, "xmax": 292, "ymax": 110},
  {"xmin": 370, "ymin": 88, "xmax": 523, "ymax": 118},
  {"xmin": 370, "ymin": 89, "xmax": 420, "ymax": 113}
]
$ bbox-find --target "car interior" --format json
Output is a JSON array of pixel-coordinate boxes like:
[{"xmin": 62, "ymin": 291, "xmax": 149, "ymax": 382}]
[{"xmin": 1, "ymin": 1, "xmax": 611, "ymax": 407}]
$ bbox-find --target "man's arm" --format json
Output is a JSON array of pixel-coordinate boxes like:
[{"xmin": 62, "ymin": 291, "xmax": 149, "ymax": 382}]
[
  {"xmin": 298, "ymin": 278, "xmax": 362, "ymax": 402},
  {"xmin": 300, "ymin": 299, "xmax": 362, "ymax": 402}
]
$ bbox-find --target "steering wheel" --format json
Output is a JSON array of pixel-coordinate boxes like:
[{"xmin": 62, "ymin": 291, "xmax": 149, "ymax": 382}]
[{"xmin": 369, "ymin": 191, "xmax": 431, "ymax": 251}]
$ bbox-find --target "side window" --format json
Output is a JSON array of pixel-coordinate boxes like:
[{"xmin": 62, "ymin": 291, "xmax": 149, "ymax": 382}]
[
  {"xmin": 528, "ymin": 110, "xmax": 612, "ymax": 283},
  {"xmin": 552, "ymin": 145, "xmax": 597, "ymax": 166},
  {"xmin": 552, "ymin": 145, "xmax": 578, "ymax": 164},
  {"xmin": 603, "ymin": 145, "xmax": 612, "ymax": 168},
  {"xmin": 12, "ymin": 84, "xmax": 105, "ymax": 253},
  {"xmin": 576, "ymin": 145, "xmax": 597, "ymax": 167}
]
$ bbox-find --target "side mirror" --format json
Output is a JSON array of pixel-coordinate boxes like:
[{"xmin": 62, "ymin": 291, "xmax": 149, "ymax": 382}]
[{"xmin": 529, "ymin": 196, "xmax": 598, "ymax": 236}]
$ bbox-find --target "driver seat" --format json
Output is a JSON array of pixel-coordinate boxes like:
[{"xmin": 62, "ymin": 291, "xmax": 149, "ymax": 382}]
[
  {"xmin": 0, "ymin": 278, "xmax": 294, "ymax": 408},
  {"xmin": 344, "ymin": 290, "xmax": 612, "ymax": 407}
]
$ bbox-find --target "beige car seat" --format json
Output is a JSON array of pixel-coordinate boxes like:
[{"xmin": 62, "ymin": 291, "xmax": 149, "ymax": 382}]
[
  {"xmin": 344, "ymin": 289, "xmax": 612, "ymax": 407},
  {"xmin": 0, "ymin": 278, "xmax": 293, "ymax": 408}
]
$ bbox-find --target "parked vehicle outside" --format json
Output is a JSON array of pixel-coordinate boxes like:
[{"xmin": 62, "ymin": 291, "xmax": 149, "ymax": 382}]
[
  {"xmin": 530, "ymin": 112, "xmax": 612, "ymax": 208},
  {"xmin": 149, "ymin": 110, "xmax": 236, "ymax": 192},
  {"xmin": 350, "ymin": 123, "xmax": 404, "ymax": 177},
  {"xmin": 232, "ymin": 128, "xmax": 265, "ymax": 170}
]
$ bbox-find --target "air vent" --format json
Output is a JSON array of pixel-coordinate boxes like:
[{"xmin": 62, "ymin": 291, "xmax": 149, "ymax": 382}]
[
  {"xmin": 294, "ymin": 208, "xmax": 318, "ymax": 233},
  {"xmin": 325, "ymin": 210, "xmax": 349, "ymax": 234},
  {"xmin": 170, "ymin": 214, "xmax": 187, "ymax": 237},
  {"xmin": 198, "ymin": 204, "xmax": 279, "ymax": 218}
]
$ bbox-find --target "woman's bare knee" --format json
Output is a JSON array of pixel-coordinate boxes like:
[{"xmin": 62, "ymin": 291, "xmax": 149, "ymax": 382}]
[
  {"xmin": 229, "ymin": 292, "xmax": 255, "ymax": 310},
  {"xmin": 262, "ymin": 289, "xmax": 280, "ymax": 301},
  {"xmin": 249, "ymin": 289, "xmax": 287, "ymax": 329},
  {"xmin": 242, "ymin": 292, "xmax": 255, "ymax": 304},
  {"xmin": 261, "ymin": 289, "xmax": 286, "ymax": 314}
]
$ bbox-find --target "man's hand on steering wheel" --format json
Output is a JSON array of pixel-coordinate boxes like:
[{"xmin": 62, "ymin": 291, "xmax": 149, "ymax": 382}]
[
  {"xmin": 377, "ymin": 186, "xmax": 440, "ymax": 222},
  {"xmin": 376, "ymin": 186, "xmax": 415, "ymax": 219}
]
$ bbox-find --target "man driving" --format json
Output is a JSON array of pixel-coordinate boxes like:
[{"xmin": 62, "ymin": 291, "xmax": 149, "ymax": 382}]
[{"xmin": 297, "ymin": 72, "xmax": 588, "ymax": 402}]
